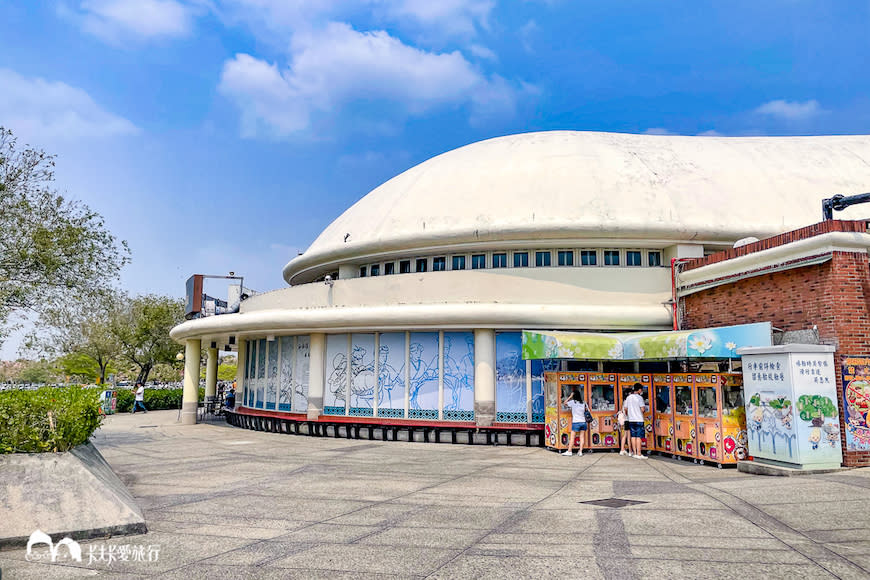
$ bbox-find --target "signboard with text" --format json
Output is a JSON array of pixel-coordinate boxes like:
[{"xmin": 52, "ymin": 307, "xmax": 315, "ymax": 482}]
[{"xmin": 842, "ymin": 356, "xmax": 870, "ymax": 451}]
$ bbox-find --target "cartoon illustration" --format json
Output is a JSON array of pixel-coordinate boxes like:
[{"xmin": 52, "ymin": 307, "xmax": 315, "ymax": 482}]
[
  {"xmin": 350, "ymin": 345, "xmax": 376, "ymax": 408},
  {"xmin": 747, "ymin": 392, "xmax": 796, "ymax": 457},
  {"xmin": 328, "ymin": 352, "xmax": 347, "ymax": 406},
  {"xmin": 443, "ymin": 335, "xmax": 474, "ymax": 412},
  {"xmin": 809, "ymin": 427, "xmax": 821, "ymax": 449},
  {"xmin": 409, "ymin": 342, "xmax": 438, "ymax": 410},
  {"xmin": 376, "ymin": 344, "xmax": 403, "ymax": 408},
  {"xmin": 496, "ymin": 347, "xmax": 525, "ymax": 411}
]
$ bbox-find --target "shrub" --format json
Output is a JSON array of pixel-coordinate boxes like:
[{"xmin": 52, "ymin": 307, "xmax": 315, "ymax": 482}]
[
  {"xmin": 0, "ymin": 386, "xmax": 103, "ymax": 453},
  {"xmin": 110, "ymin": 386, "xmax": 205, "ymax": 413}
]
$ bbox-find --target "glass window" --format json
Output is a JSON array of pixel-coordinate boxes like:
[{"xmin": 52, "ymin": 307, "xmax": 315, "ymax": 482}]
[
  {"xmin": 384, "ymin": 262, "xmax": 395, "ymax": 275},
  {"xmin": 675, "ymin": 385, "xmax": 693, "ymax": 415},
  {"xmin": 370, "ymin": 264, "xmax": 380, "ymax": 276},
  {"xmin": 496, "ymin": 332, "xmax": 526, "ymax": 414},
  {"xmin": 492, "ymin": 253, "xmax": 507, "ymax": 268},
  {"xmin": 399, "ymin": 260, "xmax": 411, "ymax": 274},
  {"xmin": 416, "ymin": 258, "xmax": 427, "ymax": 272},
  {"xmin": 590, "ymin": 383, "xmax": 616, "ymax": 411},
  {"xmin": 513, "ymin": 252, "xmax": 529, "ymax": 267},
  {"xmin": 471, "ymin": 254, "xmax": 486, "ymax": 269},
  {"xmin": 655, "ymin": 385, "xmax": 671, "ymax": 414},
  {"xmin": 604, "ymin": 250, "xmax": 620, "ymax": 266},
  {"xmin": 723, "ymin": 384, "xmax": 744, "ymax": 416},
  {"xmin": 698, "ymin": 387, "xmax": 717, "ymax": 418},
  {"xmin": 580, "ymin": 250, "xmax": 597, "ymax": 266},
  {"xmin": 452, "ymin": 255, "xmax": 466, "ymax": 270},
  {"xmin": 626, "ymin": 251, "xmax": 642, "ymax": 266},
  {"xmin": 432, "ymin": 256, "xmax": 446, "ymax": 271},
  {"xmin": 378, "ymin": 332, "xmax": 406, "ymax": 417},
  {"xmin": 359, "ymin": 266, "xmax": 367, "ymax": 278},
  {"xmin": 558, "ymin": 250, "xmax": 574, "ymax": 266},
  {"xmin": 535, "ymin": 251, "xmax": 551, "ymax": 267},
  {"xmin": 648, "ymin": 251, "xmax": 662, "ymax": 267}
]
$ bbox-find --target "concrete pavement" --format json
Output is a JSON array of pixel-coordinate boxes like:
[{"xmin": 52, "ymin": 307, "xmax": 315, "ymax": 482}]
[{"xmin": 2, "ymin": 409, "xmax": 869, "ymax": 579}]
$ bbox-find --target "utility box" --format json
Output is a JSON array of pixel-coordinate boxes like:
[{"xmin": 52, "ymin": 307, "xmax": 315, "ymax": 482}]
[
  {"xmin": 738, "ymin": 344, "xmax": 842, "ymax": 470},
  {"xmin": 100, "ymin": 389, "xmax": 117, "ymax": 415}
]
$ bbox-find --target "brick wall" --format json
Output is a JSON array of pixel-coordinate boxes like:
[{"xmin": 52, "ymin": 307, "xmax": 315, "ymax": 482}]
[{"xmin": 683, "ymin": 251, "xmax": 870, "ymax": 467}]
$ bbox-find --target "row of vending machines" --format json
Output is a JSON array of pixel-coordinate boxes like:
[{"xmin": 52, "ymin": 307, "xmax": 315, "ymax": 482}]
[{"xmin": 543, "ymin": 372, "xmax": 747, "ymax": 467}]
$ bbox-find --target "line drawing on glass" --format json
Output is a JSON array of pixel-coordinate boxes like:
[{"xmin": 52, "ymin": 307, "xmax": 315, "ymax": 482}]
[
  {"xmin": 409, "ymin": 336, "xmax": 438, "ymax": 410},
  {"xmin": 378, "ymin": 333, "xmax": 405, "ymax": 412},
  {"xmin": 328, "ymin": 352, "xmax": 347, "ymax": 406},
  {"xmin": 377, "ymin": 344, "xmax": 403, "ymax": 408},
  {"xmin": 256, "ymin": 338, "xmax": 266, "ymax": 408},
  {"xmin": 279, "ymin": 336, "xmax": 294, "ymax": 411},
  {"xmin": 294, "ymin": 336, "xmax": 310, "ymax": 411},
  {"xmin": 496, "ymin": 333, "xmax": 526, "ymax": 413},
  {"xmin": 444, "ymin": 333, "xmax": 474, "ymax": 412},
  {"xmin": 531, "ymin": 359, "xmax": 559, "ymax": 415},
  {"xmin": 350, "ymin": 337, "xmax": 376, "ymax": 408},
  {"xmin": 266, "ymin": 340, "xmax": 278, "ymax": 409}
]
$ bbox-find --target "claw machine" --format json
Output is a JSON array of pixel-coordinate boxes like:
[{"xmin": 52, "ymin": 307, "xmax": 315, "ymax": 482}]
[
  {"xmin": 618, "ymin": 374, "xmax": 652, "ymax": 451},
  {"xmin": 588, "ymin": 373, "xmax": 619, "ymax": 449},
  {"xmin": 720, "ymin": 374, "xmax": 748, "ymax": 464},
  {"xmin": 544, "ymin": 372, "xmax": 588, "ymax": 451},
  {"xmin": 672, "ymin": 374, "xmax": 697, "ymax": 460},
  {"xmin": 652, "ymin": 374, "xmax": 674, "ymax": 454},
  {"xmin": 694, "ymin": 374, "xmax": 720, "ymax": 465}
]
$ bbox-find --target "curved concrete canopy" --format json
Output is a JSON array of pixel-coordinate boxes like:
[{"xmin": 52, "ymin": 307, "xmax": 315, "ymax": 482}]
[{"xmin": 284, "ymin": 131, "xmax": 870, "ymax": 284}]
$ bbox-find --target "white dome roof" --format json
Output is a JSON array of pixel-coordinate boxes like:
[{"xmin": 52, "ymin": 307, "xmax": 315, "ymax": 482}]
[{"xmin": 284, "ymin": 131, "xmax": 870, "ymax": 284}]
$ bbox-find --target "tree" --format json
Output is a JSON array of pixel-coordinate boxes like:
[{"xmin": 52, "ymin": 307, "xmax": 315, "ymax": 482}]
[
  {"xmin": 110, "ymin": 294, "xmax": 184, "ymax": 384},
  {"xmin": 16, "ymin": 359, "xmax": 58, "ymax": 384},
  {"xmin": 26, "ymin": 290, "xmax": 123, "ymax": 384},
  {"xmin": 0, "ymin": 127, "xmax": 129, "ymax": 346}
]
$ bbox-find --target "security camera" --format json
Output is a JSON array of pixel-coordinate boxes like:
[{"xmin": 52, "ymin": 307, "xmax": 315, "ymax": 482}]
[{"xmin": 324, "ymin": 275, "xmax": 334, "ymax": 287}]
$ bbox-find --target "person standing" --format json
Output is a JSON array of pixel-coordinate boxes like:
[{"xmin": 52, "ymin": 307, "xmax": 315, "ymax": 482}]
[
  {"xmin": 623, "ymin": 383, "xmax": 646, "ymax": 459},
  {"xmin": 617, "ymin": 407, "xmax": 628, "ymax": 455},
  {"xmin": 132, "ymin": 382, "xmax": 147, "ymax": 413},
  {"xmin": 561, "ymin": 386, "xmax": 588, "ymax": 456}
]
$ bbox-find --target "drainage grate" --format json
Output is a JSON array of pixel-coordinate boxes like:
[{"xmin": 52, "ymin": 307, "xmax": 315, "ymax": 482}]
[{"xmin": 579, "ymin": 498, "xmax": 648, "ymax": 508}]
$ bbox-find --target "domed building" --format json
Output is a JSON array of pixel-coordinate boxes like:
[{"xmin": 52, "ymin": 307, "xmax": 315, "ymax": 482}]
[{"xmin": 170, "ymin": 131, "xmax": 870, "ymax": 430}]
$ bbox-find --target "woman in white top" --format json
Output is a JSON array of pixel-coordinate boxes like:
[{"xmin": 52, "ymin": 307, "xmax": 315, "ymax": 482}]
[{"xmin": 561, "ymin": 386, "xmax": 588, "ymax": 456}]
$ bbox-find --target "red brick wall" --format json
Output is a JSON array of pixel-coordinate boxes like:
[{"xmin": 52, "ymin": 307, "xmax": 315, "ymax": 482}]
[{"xmin": 683, "ymin": 251, "xmax": 870, "ymax": 467}]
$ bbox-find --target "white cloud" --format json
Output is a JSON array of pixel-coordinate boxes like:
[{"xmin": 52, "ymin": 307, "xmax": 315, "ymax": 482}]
[
  {"xmin": 214, "ymin": 0, "xmax": 494, "ymax": 41},
  {"xmin": 643, "ymin": 127, "xmax": 674, "ymax": 135},
  {"xmin": 520, "ymin": 19, "xmax": 539, "ymax": 52},
  {"xmin": 696, "ymin": 129, "xmax": 723, "ymax": 136},
  {"xmin": 71, "ymin": 0, "xmax": 195, "ymax": 44},
  {"xmin": 754, "ymin": 99, "xmax": 822, "ymax": 121},
  {"xmin": 0, "ymin": 69, "xmax": 140, "ymax": 140},
  {"xmin": 219, "ymin": 22, "xmax": 516, "ymax": 137},
  {"xmin": 469, "ymin": 44, "xmax": 498, "ymax": 61}
]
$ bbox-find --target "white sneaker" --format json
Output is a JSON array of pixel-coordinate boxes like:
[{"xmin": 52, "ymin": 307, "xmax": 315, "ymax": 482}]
[
  {"xmin": 561, "ymin": 450, "xmax": 573, "ymax": 456},
  {"xmin": 576, "ymin": 451, "xmax": 583, "ymax": 457},
  {"xmin": 633, "ymin": 454, "xmax": 648, "ymax": 460},
  {"xmin": 619, "ymin": 450, "xmax": 627, "ymax": 456}
]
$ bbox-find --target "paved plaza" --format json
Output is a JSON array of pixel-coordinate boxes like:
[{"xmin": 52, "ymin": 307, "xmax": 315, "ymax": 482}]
[{"xmin": 2, "ymin": 410, "xmax": 870, "ymax": 579}]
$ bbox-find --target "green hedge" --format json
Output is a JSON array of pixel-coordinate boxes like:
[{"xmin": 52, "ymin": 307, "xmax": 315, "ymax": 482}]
[
  {"xmin": 0, "ymin": 386, "xmax": 103, "ymax": 453},
  {"xmin": 112, "ymin": 387, "xmax": 204, "ymax": 413}
]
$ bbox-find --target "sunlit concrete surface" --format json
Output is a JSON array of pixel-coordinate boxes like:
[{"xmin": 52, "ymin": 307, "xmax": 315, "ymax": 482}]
[{"xmin": 2, "ymin": 410, "xmax": 869, "ymax": 579}]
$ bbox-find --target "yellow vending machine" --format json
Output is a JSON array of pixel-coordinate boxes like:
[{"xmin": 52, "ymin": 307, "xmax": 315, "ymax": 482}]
[
  {"xmin": 672, "ymin": 373, "xmax": 697, "ymax": 460},
  {"xmin": 617, "ymin": 374, "xmax": 652, "ymax": 451},
  {"xmin": 652, "ymin": 374, "xmax": 674, "ymax": 454},
  {"xmin": 694, "ymin": 373, "xmax": 721, "ymax": 465},
  {"xmin": 588, "ymin": 373, "xmax": 619, "ymax": 450},
  {"xmin": 719, "ymin": 373, "xmax": 748, "ymax": 465},
  {"xmin": 544, "ymin": 372, "xmax": 588, "ymax": 451}
]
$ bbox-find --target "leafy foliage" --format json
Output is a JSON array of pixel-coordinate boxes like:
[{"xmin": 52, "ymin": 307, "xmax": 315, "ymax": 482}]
[
  {"xmin": 111, "ymin": 386, "xmax": 203, "ymax": 413},
  {"xmin": 797, "ymin": 394, "xmax": 838, "ymax": 423},
  {"xmin": 0, "ymin": 127, "xmax": 129, "ymax": 346},
  {"xmin": 0, "ymin": 386, "xmax": 103, "ymax": 453},
  {"xmin": 768, "ymin": 397, "xmax": 791, "ymax": 410},
  {"xmin": 110, "ymin": 295, "xmax": 185, "ymax": 384}
]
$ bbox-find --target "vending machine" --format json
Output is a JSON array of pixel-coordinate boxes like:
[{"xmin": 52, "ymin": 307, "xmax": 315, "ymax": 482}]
[{"xmin": 652, "ymin": 374, "xmax": 674, "ymax": 454}]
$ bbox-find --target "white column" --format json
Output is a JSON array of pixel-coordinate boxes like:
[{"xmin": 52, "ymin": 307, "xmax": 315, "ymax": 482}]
[
  {"xmin": 205, "ymin": 345, "xmax": 218, "ymax": 402},
  {"xmin": 307, "ymin": 333, "xmax": 325, "ymax": 420},
  {"xmin": 181, "ymin": 339, "xmax": 201, "ymax": 425},
  {"xmin": 474, "ymin": 329, "xmax": 496, "ymax": 427}
]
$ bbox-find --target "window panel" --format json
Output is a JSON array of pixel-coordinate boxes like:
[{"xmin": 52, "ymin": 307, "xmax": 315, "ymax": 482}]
[
  {"xmin": 557, "ymin": 250, "xmax": 574, "ymax": 266},
  {"xmin": 580, "ymin": 250, "xmax": 597, "ymax": 266},
  {"xmin": 416, "ymin": 258, "xmax": 427, "ymax": 272},
  {"xmin": 604, "ymin": 250, "xmax": 620, "ymax": 266},
  {"xmin": 444, "ymin": 332, "xmax": 474, "ymax": 419},
  {"xmin": 648, "ymin": 251, "xmax": 662, "ymax": 267},
  {"xmin": 495, "ymin": 332, "xmax": 526, "ymax": 416},
  {"xmin": 370, "ymin": 264, "xmax": 380, "ymax": 276},
  {"xmin": 452, "ymin": 255, "xmax": 466, "ymax": 270},
  {"xmin": 471, "ymin": 254, "xmax": 486, "ymax": 269},
  {"xmin": 378, "ymin": 332, "xmax": 406, "ymax": 417},
  {"xmin": 535, "ymin": 251, "xmax": 551, "ymax": 267},
  {"xmin": 359, "ymin": 266, "xmax": 366, "ymax": 277},
  {"xmin": 325, "ymin": 334, "xmax": 348, "ymax": 413},
  {"xmin": 409, "ymin": 332, "xmax": 439, "ymax": 417},
  {"xmin": 294, "ymin": 336, "xmax": 310, "ymax": 412},
  {"xmin": 399, "ymin": 260, "xmax": 411, "ymax": 274},
  {"xmin": 513, "ymin": 252, "xmax": 529, "ymax": 267},
  {"xmin": 384, "ymin": 262, "xmax": 395, "ymax": 275},
  {"xmin": 626, "ymin": 251, "xmax": 642, "ymax": 266},
  {"xmin": 492, "ymin": 253, "xmax": 507, "ymax": 268},
  {"xmin": 432, "ymin": 257, "xmax": 446, "ymax": 271}
]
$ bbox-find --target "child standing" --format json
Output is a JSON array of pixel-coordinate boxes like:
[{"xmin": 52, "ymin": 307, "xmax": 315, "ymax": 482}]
[{"xmin": 561, "ymin": 386, "xmax": 588, "ymax": 456}]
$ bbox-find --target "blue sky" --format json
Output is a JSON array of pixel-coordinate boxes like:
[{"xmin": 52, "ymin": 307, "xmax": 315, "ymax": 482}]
[{"xmin": 1, "ymin": 1, "xmax": 869, "ymax": 357}]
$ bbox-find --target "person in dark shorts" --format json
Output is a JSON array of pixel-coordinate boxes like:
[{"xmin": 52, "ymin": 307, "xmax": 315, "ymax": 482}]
[
  {"xmin": 622, "ymin": 383, "xmax": 647, "ymax": 459},
  {"xmin": 561, "ymin": 386, "xmax": 588, "ymax": 456}
]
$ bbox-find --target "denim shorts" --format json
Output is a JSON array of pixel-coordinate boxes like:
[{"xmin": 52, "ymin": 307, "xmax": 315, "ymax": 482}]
[
  {"xmin": 571, "ymin": 422, "xmax": 588, "ymax": 431},
  {"xmin": 628, "ymin": 421, "xmax": 644, "ymax": 438}
]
